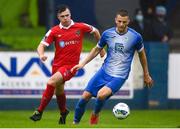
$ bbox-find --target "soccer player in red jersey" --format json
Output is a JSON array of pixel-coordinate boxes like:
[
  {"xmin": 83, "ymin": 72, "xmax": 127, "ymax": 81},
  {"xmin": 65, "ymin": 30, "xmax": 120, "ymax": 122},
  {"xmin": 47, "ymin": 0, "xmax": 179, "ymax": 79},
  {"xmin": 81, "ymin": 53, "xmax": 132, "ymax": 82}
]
[{"xmin": 30, "ymin": 5, "xmax": 105, "ymax": 124}]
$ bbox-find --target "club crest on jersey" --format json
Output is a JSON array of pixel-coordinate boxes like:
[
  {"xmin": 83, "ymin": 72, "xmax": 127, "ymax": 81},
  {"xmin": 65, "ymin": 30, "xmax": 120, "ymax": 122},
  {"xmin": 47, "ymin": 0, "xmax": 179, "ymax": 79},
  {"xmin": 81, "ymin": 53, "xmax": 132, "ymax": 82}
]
[
  {"xmin": 115, "ymin": 43, "xmax": 124, "ymax": 54},
  {"xmin": 59, "ymin": 41, "xmax": 65, "ymax": 48},
  {"xmin": 75, "ymin": 30, "xmax": 81, "ymax": 36}
]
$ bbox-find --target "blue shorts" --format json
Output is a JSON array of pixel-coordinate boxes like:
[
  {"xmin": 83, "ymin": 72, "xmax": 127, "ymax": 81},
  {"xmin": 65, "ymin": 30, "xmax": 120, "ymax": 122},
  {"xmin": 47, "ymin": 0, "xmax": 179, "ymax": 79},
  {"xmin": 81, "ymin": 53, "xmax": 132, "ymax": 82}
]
[{"xmin": 85, "ymin": 68, "xmax": 126, "ymax": 97}]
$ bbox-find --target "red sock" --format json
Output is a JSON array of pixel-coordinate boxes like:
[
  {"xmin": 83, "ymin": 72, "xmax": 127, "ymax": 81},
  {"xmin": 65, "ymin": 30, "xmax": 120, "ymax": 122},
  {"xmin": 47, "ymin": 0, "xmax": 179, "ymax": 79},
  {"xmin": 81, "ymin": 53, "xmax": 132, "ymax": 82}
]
[
  {"xmin": 38, "ymin": 84, "xmax": 55, "ymax": 112},
  {"xmin": 56, "ymin": 92, "xmax": 66, "ymax": 114}
]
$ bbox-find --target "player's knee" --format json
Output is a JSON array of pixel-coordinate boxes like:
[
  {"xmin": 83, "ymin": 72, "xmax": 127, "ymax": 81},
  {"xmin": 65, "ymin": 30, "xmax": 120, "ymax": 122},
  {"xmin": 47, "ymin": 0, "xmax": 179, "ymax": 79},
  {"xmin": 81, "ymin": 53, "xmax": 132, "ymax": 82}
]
[
  {"xmin": 97, "ymin": 93, "xmax": 106, "ymax": 100},
  {"xmin": 55, "ymin": 89, "xmax": 64, "ymax": 95},
  {"xmin": 82, "ymin": 91, "xmax": 92, "ymax": 101},
  {"xmin": 47, "ymin": 78, "xmax": 56, "ymax": 86}
]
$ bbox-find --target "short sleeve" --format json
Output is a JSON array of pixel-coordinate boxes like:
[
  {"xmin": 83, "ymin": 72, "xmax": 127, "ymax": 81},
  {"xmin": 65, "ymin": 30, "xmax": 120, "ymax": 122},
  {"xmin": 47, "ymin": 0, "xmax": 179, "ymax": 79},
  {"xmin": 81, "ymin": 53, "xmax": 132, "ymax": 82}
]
[
  {"xmin": 41, "ymin": 29, "xmax": 54, "ymax": 46},
  {"xmin": 81, "ymin": 23, "xmax": 95, "ymax": 33},
  {"xmin": 97, "ymin": 31, "xmax": 107, "ymax": 48},
  {"xmin": 135, "ymin": 34, "xmax": 144, "ymax": 52}
]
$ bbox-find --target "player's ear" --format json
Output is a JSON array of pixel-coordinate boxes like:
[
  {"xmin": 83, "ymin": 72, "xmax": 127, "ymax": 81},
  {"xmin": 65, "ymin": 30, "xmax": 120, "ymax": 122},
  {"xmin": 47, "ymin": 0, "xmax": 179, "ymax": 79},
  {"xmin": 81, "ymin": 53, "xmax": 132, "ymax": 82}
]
[
  {"xmin": 57, "ymin": 13, "xmax": 60, "ymax": 20},
  {"xmin": 115, "ymin": 17, "xmax": 117, "ymax": 24},
  {"xmin": 127, "ymin": 17, "xmax": 130, "ymax": 25}
]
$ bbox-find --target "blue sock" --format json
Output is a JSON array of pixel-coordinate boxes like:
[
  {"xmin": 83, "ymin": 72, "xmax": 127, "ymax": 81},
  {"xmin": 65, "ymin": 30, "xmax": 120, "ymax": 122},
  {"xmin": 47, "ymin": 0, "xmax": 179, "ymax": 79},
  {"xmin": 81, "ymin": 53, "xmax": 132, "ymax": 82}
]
[
  {"xmin": 74, "ymin": 98, "xmax": 89, "ymax": 123},
  {"xmin": 94, "ymin": 98, "xmax": 106, "ymax": 114}
]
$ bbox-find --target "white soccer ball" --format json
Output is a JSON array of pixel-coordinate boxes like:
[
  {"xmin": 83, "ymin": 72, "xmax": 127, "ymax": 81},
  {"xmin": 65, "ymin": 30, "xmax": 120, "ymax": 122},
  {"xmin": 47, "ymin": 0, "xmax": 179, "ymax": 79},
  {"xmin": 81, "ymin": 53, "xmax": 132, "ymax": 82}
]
[{"xmin": 113, "ymin": 102, "xmax": 130, "ymax": 119}]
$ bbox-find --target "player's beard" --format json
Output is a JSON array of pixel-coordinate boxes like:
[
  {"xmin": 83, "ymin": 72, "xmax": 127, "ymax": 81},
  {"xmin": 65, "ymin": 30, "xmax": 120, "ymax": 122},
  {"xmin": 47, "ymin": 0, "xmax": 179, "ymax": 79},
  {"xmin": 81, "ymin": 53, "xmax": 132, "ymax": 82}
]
[
  {"xmin": 62, "ymin": 20, "xmax": 71, "ymax": 27},
  {"xmin": 118, "ymin": 26, "xmax": 127, "ymax": 34}
]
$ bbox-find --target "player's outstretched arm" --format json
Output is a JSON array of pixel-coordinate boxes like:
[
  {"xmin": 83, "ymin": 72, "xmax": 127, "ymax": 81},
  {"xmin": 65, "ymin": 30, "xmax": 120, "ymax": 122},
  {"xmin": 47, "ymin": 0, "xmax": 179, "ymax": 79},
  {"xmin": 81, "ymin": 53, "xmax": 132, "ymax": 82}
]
[
  {"xmin": 99, "ymin": 48, "xmax": 106, "ymax": 58},
  {"xmin": 92, "ymin": 28, "xmax": 106, "ymax": 58},
  {"xmin": 71, "ymin": 46, "xmax": 102, "ymax": 71},
  {"xmin": 138, "ymin": 49, "xmax": 154, "ymax": 88},
  {"xmin": 37, "ymin": 43, "xmax": 48, "ymax": 62}
]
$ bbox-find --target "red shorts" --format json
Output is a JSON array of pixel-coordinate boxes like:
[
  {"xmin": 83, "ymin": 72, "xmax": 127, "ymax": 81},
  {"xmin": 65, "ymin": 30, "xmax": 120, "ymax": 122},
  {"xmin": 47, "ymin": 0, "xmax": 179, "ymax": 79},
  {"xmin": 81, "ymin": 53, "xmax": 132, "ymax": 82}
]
[{"xmin": 52, "ymin": 65, "xmax": 77, "ymax": 81}]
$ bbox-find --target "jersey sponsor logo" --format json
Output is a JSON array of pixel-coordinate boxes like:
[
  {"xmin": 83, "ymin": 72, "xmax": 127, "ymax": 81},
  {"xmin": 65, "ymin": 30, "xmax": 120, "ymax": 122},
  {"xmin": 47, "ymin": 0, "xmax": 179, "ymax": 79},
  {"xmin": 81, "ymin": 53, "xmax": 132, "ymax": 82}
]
[
  {"xmin": 66, "ymin": 40, "xmax": 79, "ymax": 45},
  {"xmin": 59, "ymin": 41, "xmax": 65, "ymax": 48},
  {"xmin": 59, "ymin": 40, "xmax": 79, "ymax": 48},
  {"xmin": 115, "ymin": 43, "xmax": 124, "ymax": 54}
]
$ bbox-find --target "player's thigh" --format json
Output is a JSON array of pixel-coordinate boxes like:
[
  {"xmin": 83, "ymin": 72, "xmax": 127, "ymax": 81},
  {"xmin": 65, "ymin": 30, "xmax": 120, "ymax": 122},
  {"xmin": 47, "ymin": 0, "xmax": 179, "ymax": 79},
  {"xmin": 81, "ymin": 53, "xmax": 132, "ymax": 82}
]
[
  {"xmin": 58, "ymin": 65, "xmax": 76, "ymax": 81},
  {"xmin": 85, "ymin": 68, "xmax": 107, "ymax": 97},
  {"xmin": 106, "ymin": 77, "xmax": 126, "ymax": 94},
  {"xmin": 48, "ymin": 71, "xmax": 64, "ymax": 86},
  {"xmin": 97, "ymin": 86, "xmax": 112, "ymax": 100}
]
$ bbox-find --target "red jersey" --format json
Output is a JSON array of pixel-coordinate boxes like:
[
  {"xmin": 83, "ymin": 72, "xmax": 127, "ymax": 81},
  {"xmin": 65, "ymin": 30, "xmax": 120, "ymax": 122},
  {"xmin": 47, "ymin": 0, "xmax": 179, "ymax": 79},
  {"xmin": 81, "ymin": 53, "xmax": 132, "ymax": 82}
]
[{"xmin": 41, "ymin": 21, "xmax": 94, "ymax": 67}]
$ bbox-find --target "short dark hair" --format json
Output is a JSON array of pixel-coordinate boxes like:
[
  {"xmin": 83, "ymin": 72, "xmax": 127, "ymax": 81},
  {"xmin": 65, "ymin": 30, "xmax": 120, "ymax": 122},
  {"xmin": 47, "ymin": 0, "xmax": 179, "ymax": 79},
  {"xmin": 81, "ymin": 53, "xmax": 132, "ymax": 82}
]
[
  {"xmin": 116, "ymin": 9, "xmax": 129, "ymax": 17},
  {"xmin": 57, "ymin": 4, "xmax": 70, "ymax": 14}
]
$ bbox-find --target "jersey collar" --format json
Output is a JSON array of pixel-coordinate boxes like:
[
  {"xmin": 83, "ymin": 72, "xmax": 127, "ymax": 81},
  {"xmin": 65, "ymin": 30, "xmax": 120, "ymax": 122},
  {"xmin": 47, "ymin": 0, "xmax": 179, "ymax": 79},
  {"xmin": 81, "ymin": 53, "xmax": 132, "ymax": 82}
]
[
  {"xmin": 59, "ymin": 20, "xmax": 74, "ymax": 29},
  {"xmin": 115, "ymin": 27, "xmax": 128, "ymax": 35}
]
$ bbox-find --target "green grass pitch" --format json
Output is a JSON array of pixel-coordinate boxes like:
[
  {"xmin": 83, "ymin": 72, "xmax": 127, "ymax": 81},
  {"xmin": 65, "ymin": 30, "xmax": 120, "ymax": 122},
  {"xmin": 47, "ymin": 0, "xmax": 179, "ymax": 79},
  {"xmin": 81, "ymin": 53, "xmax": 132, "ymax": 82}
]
[{"xmin": 0, "ymin": 110, "xmax": 180, "ymax": 128}]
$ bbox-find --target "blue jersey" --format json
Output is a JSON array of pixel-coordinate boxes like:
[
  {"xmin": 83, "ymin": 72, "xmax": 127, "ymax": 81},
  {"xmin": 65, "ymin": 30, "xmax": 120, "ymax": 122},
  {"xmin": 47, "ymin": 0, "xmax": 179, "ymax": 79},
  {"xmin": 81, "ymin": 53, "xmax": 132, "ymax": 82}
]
[{"xmin": 97, "ymin": 27, "xmax": 144, "ymax": 79}]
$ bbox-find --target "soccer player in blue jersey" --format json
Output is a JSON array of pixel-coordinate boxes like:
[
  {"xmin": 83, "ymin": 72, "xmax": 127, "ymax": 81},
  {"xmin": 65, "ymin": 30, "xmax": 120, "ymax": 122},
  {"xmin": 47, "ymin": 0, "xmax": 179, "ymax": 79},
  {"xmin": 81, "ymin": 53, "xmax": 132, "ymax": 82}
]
[{"xmin": 71, "ymin": 9, "xmax": 153, "ymax": 125}]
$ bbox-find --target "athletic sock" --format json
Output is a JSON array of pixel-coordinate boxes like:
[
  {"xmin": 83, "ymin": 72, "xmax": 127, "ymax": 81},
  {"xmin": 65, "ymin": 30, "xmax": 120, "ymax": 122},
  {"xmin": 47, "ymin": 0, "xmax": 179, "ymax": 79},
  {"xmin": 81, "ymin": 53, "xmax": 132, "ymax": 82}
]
[
  {"xmin": 38, "ymin": 84, "xmax": 55, "ymax": 112},
  {"xmin": 56, "ymin": 92, "xmax": 66, "ymax": 114},
  {"xmin": 94, "ymin": 98, "xmax": 106, "ymax": 114},
  {"xmin": 74, "ymin": 98, "xmax": 89, "ymax": 123}
]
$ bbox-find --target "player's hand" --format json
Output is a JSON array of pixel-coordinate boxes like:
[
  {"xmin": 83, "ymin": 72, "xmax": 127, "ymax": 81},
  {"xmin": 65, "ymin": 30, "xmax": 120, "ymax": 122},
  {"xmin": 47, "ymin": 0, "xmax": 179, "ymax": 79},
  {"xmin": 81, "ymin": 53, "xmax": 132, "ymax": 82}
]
[
  {"xmin": 100, "ymin": 49, "xmax": 106, "ymax": 58},
  {"xmin": 144, "ymin": 74, "xmax": 153, "ymax": 88},
  {"xmin": 71, "ymin": 63, "xmax": 84, "ymax": 73},
  {"xmin": 39, "ymin": 55, "xmax": 47, "ymax": 62}
]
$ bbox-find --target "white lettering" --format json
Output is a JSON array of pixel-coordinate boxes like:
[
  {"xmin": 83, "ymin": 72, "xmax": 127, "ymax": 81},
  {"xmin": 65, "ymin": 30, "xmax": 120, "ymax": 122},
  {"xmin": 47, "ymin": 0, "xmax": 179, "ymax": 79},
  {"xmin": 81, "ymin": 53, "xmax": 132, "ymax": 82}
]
[{"xmin": 65, "ymin": 40, "xmax": 79, "ymax": 46}]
